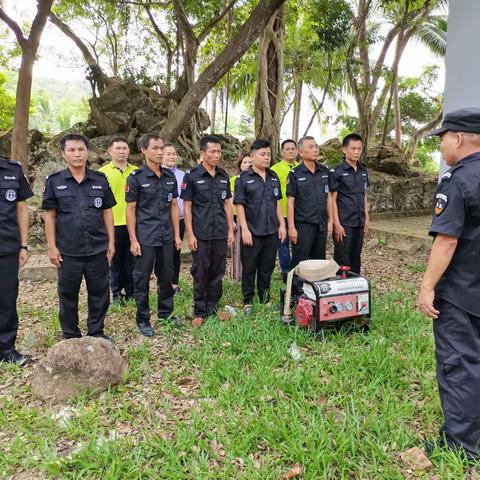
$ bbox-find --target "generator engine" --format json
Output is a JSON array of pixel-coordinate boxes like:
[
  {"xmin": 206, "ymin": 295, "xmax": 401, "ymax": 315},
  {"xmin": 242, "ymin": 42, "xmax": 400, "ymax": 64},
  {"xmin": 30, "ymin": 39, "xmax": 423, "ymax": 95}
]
[{"xmin": 283, "ymin": 267, "xmax": 371, "ymax": 332}]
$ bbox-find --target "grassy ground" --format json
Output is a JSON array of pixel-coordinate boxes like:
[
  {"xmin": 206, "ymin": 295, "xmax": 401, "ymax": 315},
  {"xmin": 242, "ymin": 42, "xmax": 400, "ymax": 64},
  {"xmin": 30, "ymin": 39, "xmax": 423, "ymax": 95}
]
[{"xmin": 1, "ymin": 249, "xmax": 479, "ymax": 479}]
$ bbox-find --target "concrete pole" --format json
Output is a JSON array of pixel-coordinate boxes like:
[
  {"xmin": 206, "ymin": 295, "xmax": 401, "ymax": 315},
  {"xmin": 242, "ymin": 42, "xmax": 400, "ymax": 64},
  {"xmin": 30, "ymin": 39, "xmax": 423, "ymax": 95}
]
[{"xmin": 440, "ymin": 0, "xmax": 480, "ymax": 176}]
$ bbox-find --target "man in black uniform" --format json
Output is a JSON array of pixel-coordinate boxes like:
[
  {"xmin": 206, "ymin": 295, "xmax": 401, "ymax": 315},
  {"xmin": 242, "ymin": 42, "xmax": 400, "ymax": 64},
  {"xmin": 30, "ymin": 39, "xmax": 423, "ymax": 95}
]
[
  {"xmin": 330, "ymin": 133, "xmax": 369, "ymax": 274},
  {"xmin": 181, "ymin": 135, "xmax": 234, "ymax": 327},
  {"xmin": 126, "ymin": 133, "xmax": 182, "ymax": 336},
  {"xmin": 0, "ymin": 157, "xmax": 34, "ymax": 365},
  {"xmin": 418, "ymin": 108, "xmax": 480, "ymax": 460},
  {"xmin": 234, "ymin": 139, "xmax": 286, "ymax": 314},
  {"xmin": 42, "ymin": 133, "xmax": 116, "ymax": 340},
  {"xmin": 286, "ymin": 136, "xmax": 332, "ymax": 267}
]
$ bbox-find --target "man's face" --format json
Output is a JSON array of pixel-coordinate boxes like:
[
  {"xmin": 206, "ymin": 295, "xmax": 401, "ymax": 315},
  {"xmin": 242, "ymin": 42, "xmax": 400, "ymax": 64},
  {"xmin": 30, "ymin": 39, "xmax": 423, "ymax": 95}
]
[
  {"xmin": 62, "ymin": 140, "xmax": 88, "ymax": 168},
  {"xmin": 108, "ymin": 141, "xmax": 129, "ymax": 163},
  {"xmin": 202, "ymin": 142, "xmax": 222, "ymax": 167},
  {"xmin": 343, "ymin": 140, "xmax": 363, "ymax": 163},
  {"xmin": 299, "ymin": 139, "xmax": 319, "ymax": 162},
  {"xmin": 440, "ymin": 131, "xmax": 460, "ymax": 166},
  {"xmin": 282, "ymin": 142, "xmax": 298, "ymax": 162},
  {"xmin": 251, "ymin": 147, "xmax": 271, "ymax": 170},
  {"xmin": 163, "ymin": 146, "xmax": 177, "ymax": 168},
  {"xmin": 142, "ymin": 138, "xmax": 164, "ymax": 164}
]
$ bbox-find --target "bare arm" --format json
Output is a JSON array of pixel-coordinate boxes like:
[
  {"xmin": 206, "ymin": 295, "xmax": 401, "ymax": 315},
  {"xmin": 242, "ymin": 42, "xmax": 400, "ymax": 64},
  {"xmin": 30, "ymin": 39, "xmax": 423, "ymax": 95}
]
[
  {"xmin": 364, "ymin": 196, "xmax": 370, "ymax": 235},
  {"xmin": 184, "ymin": 200, "xmax": 197, "ymax": 251},
  {"xmin": 331, "ymin": 192, "xmax": 345, "ymax": 242},
  {"xmin": 171, "ymin": 198, "xmax": 182, "ymax": 249},
  {"xmin": 102, "ymin": 208, "xmax": 115, "ymax": 263},
  {"xmin": 224, "ymin": 199, "xmax": 234, "ymax": 246},
  {"xmin": 277, "ymin": 200, "xmax": 286, "ymax": 241},
  {"xmin": 16, "ymin": 201, "xmax": 29, "ymax": 267},
  {"xmin": 327, "ymin": 194, "xmax": 333, "ymax": 237},
  {"xmin": 126, "ymin": 202, "xmax": 141, "ymax": 256},
  {"xmin": 44, "ymin": 209, "xmax": 62, "ymax": 268},
  {"xmin": 236, "ymin": 203, "xmax": 252, "ymax": 246},
  {"xmin": 417, "ymin": 233, "xmax": 458, "ymax": 319},
  {"xmin": 287, "ymin": 196, "xmax": 298, "ymax": 244}
]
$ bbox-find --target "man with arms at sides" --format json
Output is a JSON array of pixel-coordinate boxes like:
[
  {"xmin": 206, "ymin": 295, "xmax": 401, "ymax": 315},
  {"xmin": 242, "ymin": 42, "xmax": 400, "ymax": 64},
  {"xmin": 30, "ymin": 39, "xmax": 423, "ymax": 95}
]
[
  {"xmin": 181, "ymin": 135, "xmax": 234, "ymax": 327},
  {"xmin": 234, "ymin": 139, "xmax": 286, "ymax": 315},
  {"xmin": 271, "ymin": 139, "xmax": 299, "ymax": 281},
  {"xmin": 0, "ymin": 154, "xmax": 34, "ymax": 365},
  {"xmin": 99, "ymin": 136, "xmax": 137, "ymax": 305},
  {"xmin": 162, "ymin": 143, "xmax": 185, "ymax": 294},
  {"xmin": 418, "ymin": 108, "xmax": 480, "ymax": 461},
  {"xmin": 126, "ymin": 133, "xmax": 182, "ymax": 337},
  {"xmin": 287, "ymin": 136, "xmax": 332, "ymax": 267},
  {"xmin": 42, "ymin": 133, "xmax": 116, "ymax": 341},
  {"xmin": 330, "ymin": 133, "xmax": 369, "ymax": 274}
]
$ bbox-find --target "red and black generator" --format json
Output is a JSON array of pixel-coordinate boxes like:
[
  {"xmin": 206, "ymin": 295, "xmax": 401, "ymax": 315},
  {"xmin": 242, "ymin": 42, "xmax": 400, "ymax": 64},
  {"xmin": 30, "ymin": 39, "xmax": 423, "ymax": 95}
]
[{"xmin": 281, "ymin": 266, "xmax": 371, "ymax": 333}]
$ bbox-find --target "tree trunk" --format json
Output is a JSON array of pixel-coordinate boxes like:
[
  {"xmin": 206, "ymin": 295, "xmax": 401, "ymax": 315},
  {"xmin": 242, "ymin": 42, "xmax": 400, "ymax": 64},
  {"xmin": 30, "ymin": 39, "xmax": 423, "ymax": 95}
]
[
  {"xmin": 210, "ymin": 89, "xmax": 217, "ymax": 133},
  {"xmin": 393, "ymin": 76, "xmax": 401, "ymax": 147},
  {"xmin": 291, "ymin": 77, "xmax": 302, "ymax": 141},
  {"xmin": 160, "ymin": 0, "xmax": 287, "ymax": 142},
  {"xmin": 254, "ymin": 5, "xmax": 285, "ymax": 161}
]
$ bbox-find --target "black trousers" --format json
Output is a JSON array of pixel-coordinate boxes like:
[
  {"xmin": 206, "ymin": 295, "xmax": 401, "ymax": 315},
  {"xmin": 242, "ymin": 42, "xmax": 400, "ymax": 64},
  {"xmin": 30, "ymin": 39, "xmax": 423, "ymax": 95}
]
[
  {"xmin": 191, "ymin": 239, "xmax": 227, "ymax": 318},
  {"xmin": 241, "ymin": 233, "xmax": 277, "ymax": 305},
  {"xmin": 172, "ymin": 219, "xmax": 185, "ymax": 285},
  {"xmin": 433, "ymin": 297, "xmax": 480, "ymax": 456},
  {"xmin": 110, "ymin": 225, "xmax": 134, "ymax": 300},
  {"xmin": 0, "ymin": 254, "xmax": 19, "ymax": 354},
  {"xmin": 291, "ymin": 222, "xmax": 327, "ymax": 268},
  {"xmin": 58, "ymin": 252, "xmax": 110, "ymax": 339},
  {"xmin": 134, "ymin": 244, "xmax": 174, "ymax": 323},
  {"xmin": 333, "ymin": 226, "xmax": 365, "ymax": 274}
]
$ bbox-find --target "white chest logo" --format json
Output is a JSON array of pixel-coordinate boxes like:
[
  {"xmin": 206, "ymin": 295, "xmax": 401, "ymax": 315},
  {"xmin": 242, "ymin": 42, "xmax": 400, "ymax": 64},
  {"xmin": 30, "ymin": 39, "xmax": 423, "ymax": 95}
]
[
  {"xmin": 56, "ymin": 185, "xmax": 67, "ymax": 190},
  {"xmin": 247, "ymin": 180, "xmax": 254, "ymax": 184},
  {"xmin": 92, "ymin": 185, "xmax": 102, "ymax": 190},
  {"xmin": 94, "ymin": 197, "xmax": 103, "ymax": 208},
  {"xmin": 5, "ymin": 189, "xmax": 16, "ymax": 201}
]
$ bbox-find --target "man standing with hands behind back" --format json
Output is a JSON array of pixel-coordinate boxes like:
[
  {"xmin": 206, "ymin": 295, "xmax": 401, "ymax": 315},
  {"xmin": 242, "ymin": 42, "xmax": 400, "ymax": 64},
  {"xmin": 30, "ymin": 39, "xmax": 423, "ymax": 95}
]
[
  {"xmin": 181, "ymin": 135, "xmax": 234, "ymax": 327},
  {"xmin": 42, "ymin": 133, "xmax": 116, "ymax": 341},
  {"xmin": 126, "ymin": 133, "xmax": 182, "ymax": 336}
]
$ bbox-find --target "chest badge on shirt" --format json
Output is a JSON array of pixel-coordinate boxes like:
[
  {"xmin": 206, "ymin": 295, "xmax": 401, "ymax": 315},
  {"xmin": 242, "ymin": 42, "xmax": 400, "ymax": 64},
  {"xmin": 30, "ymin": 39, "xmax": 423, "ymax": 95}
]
[
  {"xmin": 5, "ymin": 189, "xmax": 16, "ymax": 201},
  {"xmin": 94, "ymin": 197, "xmax": 103, "ymax": 208},
  {"xmin": 434, "ymin": 193, "xmax": 447, "ymax": 216}
]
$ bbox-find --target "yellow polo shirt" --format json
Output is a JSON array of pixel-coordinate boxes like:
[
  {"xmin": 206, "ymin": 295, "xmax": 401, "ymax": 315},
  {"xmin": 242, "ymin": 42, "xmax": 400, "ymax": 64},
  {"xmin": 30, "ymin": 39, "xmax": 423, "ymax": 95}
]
[
  {"xmin": 271, "ymin": 159, "xmax": 299, "ymax": 217},
  {"xmin": 98, "ymin": 162, "xmax": 138, "ymax": 226}
]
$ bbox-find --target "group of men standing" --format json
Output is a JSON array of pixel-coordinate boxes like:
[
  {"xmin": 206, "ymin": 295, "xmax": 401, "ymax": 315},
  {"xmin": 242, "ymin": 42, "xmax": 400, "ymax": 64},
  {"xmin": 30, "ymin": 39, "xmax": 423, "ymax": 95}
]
[{"xmin": 0, "ymin": 130, "xmax": 369, "ymax": 365}]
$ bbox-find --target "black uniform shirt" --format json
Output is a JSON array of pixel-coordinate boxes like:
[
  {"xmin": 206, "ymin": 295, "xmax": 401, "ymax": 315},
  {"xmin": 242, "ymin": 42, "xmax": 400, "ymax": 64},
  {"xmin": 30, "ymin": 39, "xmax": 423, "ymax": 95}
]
[
  {"xmin": 329, "ymin": 160, "xmax": 369, "ymax": 227},
  {"xmin": 286, "ymin": 162, "xmax": 330, "ymax": 230},
  {"xmin": 0, "ymin": 158, "xmax": 34, "ymax": 256},
  {"xmin": 233, "ymin": 167, "xmax": 281, "ymax": 236},
  {"xmin": 429, "ymin": 152, "xmax": 480, "ymax": 316},
  {"xmin": 41, "ymin": 168, "xmax": 116, "ymax": 257},
  {"xmin": 125, "ymin": 165, "xmax": 177, "ymax": 247},
  {"xmin": 180, "ymin": 164, "xmax": 231, "ymax": 241}
]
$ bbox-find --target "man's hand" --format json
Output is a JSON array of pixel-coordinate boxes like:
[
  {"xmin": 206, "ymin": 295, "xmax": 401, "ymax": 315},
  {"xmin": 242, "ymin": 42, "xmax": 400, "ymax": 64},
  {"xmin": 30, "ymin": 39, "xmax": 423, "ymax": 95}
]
[
  {"xmin": 242, "ymin": 228, "xmax": 253, "ymax": 246},
  {"xmin": 289, "ymin": 227, "xmax": 298, "ymax": 245},
  {"xmin": 278, "ymin": 224, "xmax": 287, "ymax": 243},
  {"xmin": 327, "ymin": 220, "xmax": 333, "ymax": 238},
  {"xmin": 334, "ymin": 222, "xmax": 346, "ymax": 243},
  {"xmin": 188, "ymin": 233, "xmax": 198, "ymax": 252},
  {"xmin": 417, "ymin": 285, "xmax": 440, "ymax": 319},
  {"xmin": 130, "ymin": 240, "xmax": 142, "ymax": 256},
  {"xmin": 19, "ymin": 249, "xmax": 29, "ymax": 268},
  {"xmin": 364, "ymin": 217, "xmax": 369, "ymax": 236},
  {"xmin": 227, "ymin": 230, "xmax": 235, "ymax": 247},
  {"xmin": 48, "ymin": 246, "xmax": 63, "ymax": 268},
  {"xmin": 107, "ymin": 243, "xmax": 115, "ymax": 264},
  {"xmin": 175, "ymin": 236, "xmax": 183, "ymax": 250}
]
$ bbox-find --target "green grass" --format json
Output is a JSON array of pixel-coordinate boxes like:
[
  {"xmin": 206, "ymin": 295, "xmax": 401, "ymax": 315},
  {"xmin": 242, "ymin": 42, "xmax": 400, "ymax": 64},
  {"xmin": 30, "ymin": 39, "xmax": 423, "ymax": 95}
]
[{"xmin": 0, "ymin": 275, "xmax": 478, "ymax": 479}]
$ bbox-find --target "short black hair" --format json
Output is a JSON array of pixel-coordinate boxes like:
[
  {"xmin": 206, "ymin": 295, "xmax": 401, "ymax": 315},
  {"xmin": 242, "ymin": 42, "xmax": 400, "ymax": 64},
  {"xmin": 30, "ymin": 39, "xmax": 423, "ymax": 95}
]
[
  {"xmin": 281, "ymin": 139, "xmax": 297, "ymax": 150},
  {"xmin": 107, "ymin": 136, "xmax": 129, "ymax": 148},
  {"xmin": 342, "ymin": 133, "xmax": 363, "ymax": 147},
  {"xmin": 250, "ymin": 139, "xmax": 270, "ymax": 154},
  {"xmin": 59, "ymin": 133, "xmax": 89, "ymax": 151},
  {"xmin": 200, "ymin": 135, "xmax": 221, "ymax": 152},
  {"xmin": 163, "ymin": 143, "xmax": 176, "ymax": 149},
  {"xmin": 138, "ymin": 132, "xmax": 162, "ymax": 151}
]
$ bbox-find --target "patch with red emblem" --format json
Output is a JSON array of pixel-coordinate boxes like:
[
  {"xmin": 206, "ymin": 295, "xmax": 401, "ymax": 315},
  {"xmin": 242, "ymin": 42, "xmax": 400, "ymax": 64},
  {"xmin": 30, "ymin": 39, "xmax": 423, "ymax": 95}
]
[
  {"xmin": 181, "ymin": 182, "xmax": 187, "ymax": 190},
  {"xmin": 125, "ymin": 184, "xmax": 129, "ymax": 193}
]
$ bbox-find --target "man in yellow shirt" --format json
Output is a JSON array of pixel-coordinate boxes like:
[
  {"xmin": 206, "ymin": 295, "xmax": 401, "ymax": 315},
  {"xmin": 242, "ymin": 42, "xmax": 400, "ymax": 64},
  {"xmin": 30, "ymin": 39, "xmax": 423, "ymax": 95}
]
[
  {"xmin": 271, "ymin": 139, "xmax": 299, "ymax": 281},
  {"xmin": 99, "ymin": 137, "xmax": 138, "ymax": 304}
]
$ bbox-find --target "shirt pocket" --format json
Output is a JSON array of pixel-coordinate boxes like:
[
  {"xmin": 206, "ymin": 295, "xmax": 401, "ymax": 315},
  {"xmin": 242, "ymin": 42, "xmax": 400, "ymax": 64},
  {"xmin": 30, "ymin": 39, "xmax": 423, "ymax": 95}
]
[
  {"xmin": 216, "ymin": 180, "xmax": 229, "ymax": 202},
  {"xmin": 194, "ymin": 181, "xmax": 211, "ymax": 203},
  {"xmin": 245, "ymin": 182, "xmax": 262, "ymax": 204},
  {"xmin": 86, "ymin": 189, "xmax": 105, "ymax": 209},
  {"xmin": 164, "ymin": 182, "xmax": 176, "ymax": 205},
  {"xmin": 55, "ymin": 189, "xmax": 75, "ymax": 213}
]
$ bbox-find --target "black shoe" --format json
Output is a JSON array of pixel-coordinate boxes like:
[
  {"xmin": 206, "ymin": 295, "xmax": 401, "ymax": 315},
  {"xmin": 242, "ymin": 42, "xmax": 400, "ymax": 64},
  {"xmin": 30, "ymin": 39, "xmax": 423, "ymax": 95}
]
[
  {"xmin": 89, "ymin": 333, "xmax": 114, "ymax": 343},
  {"xmin": 0, "ymin": 350, "xmax": 33, "ymax": 366},
  {"xmin": 137, "ymin": 322, "xmax": 155, "ymax": 337},
  {"xmin": 160, "ymin": 315, "xmax": 183, "ymax": 328}
]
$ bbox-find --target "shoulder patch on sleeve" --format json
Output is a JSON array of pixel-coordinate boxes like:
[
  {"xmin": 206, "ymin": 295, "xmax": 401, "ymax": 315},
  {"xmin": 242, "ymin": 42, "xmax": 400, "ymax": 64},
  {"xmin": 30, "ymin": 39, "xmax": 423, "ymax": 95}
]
[{"xmin": 434, "ymin": 193, "xmax": 448, "ymax": 215}]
